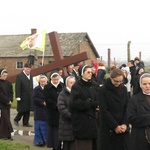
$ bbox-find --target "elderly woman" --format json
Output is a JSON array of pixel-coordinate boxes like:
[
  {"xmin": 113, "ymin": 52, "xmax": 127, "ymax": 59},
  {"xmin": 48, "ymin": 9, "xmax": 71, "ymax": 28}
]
[
  {"xmin": 98, "ymin": 68, "xmax": 130, "ymax": 150},
  {"xmin": 70, "ymin": 65, "xmax": 99, "ymax": 150},
  {"xmin": 127, "ymin": 73, "xmax": 150, "ymax": 150},
  {"xmin": 57, "ymin": 76, "xmax": 76, "ymax": 150},
  {"xmin": 32, "ymin": 75, "xmax": 48, "ymax": 146}
]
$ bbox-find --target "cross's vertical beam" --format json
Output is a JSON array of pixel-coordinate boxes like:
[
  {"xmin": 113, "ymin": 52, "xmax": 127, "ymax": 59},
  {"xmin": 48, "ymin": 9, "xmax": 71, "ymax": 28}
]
[
  {"xmin": 49, "ymin": 31, "xmax": 67, "ymax": 76},
  {"xmin": 49, "ymin": 32, "xmax": 64, "ymax": 61}
]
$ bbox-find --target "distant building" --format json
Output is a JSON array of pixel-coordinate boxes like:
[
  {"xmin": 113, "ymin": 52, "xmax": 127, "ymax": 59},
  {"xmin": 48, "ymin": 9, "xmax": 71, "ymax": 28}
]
[{"xmin": 0, "ymin": 29, "xmax": 100, "ymax": 76}]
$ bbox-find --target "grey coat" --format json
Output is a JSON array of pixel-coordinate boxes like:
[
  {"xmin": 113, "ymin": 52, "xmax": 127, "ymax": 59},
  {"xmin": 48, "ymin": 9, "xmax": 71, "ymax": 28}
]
[
  {"xmin": 57, "ymin": 87, "xmax": 74, "ymax": 141},
  {"xmin": 15, "ymin": 72, "xmax": 33, "ymax": 112}
]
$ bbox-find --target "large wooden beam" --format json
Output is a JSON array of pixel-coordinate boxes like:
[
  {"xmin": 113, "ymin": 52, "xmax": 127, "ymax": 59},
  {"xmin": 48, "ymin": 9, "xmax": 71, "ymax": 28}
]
[
  {"xmin": 49, "ymin": 32, "xmax": 64, "ymax": 61},
  {"xmin": 7, "ymin": 52, "xmax": 89, "ymax": 83}
]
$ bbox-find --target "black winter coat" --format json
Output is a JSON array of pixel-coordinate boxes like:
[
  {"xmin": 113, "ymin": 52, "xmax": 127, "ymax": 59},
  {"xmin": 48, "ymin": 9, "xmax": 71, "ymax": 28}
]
[
  {"xmin": 0, "ymin": 79, "xmax": 13, "ymax": 109},
  {"xmin": 57, "ymin": 87, "xmax": 74, "ymax": 141},
  {"xmin": 44, "ymin": 81, "xmax": 63, "ymax": 126},
  {"xmin": 32, "ymin": 85, "xmax": 47, "ymax": 121},
  {"xmin": 70, "ymin": 78, "xmax": 99, "ymax": 139},
  {"xmin": 15, "ymin": 72, "xmax": 33, "ymax": 112},
  {"xmin": 97, "ymin": 69, "xmax": 106, "ymax": 85},
  {"xmin": 98, "ymin": 78, "xmax": 129, "ymax": 150},
  {"xmin": 127, "ymin": 92, "xmax": 150, "ymax": 150}
]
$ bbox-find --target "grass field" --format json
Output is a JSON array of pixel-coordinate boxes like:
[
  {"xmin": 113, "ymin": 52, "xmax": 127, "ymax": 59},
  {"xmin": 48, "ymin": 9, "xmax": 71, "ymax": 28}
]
[{"xmin": 0, "ymin": 140, "xmax": 30, "ymax": 150}]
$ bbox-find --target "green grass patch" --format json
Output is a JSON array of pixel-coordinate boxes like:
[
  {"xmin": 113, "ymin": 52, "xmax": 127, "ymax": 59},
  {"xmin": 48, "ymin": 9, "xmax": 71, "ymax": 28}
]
[{"xmin": 0, "ymin": 140, "xmax": 31, "ymax": 150}]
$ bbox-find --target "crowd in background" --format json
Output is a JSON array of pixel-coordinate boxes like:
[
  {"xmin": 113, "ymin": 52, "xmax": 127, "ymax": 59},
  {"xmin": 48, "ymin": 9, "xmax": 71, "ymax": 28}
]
[{"xmin": 0, "ymin": 56, "xmax": 150, "ymax": 150}]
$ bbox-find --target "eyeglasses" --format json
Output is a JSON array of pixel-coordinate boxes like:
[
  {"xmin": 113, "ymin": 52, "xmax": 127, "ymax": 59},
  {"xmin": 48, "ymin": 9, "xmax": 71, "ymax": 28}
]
[
  {"xmin": 86, "ymin": 71, "xmax": 92, "ymax": 74},
  {"xmin": 112, "ymin": 78, "xmax": 123, "ymax": 83}
]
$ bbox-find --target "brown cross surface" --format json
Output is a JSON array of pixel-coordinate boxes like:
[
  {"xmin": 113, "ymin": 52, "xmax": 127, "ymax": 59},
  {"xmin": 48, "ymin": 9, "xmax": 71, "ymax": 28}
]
[{"xmin": 7, "ymin": 31, "xmax": 89, "ymax": 83}]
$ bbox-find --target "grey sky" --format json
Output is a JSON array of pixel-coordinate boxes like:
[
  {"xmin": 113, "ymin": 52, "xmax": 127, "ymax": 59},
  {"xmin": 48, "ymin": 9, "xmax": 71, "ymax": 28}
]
[{"xmin": 0, "ymin": 0, "xmax": 150, "ymax": 62}]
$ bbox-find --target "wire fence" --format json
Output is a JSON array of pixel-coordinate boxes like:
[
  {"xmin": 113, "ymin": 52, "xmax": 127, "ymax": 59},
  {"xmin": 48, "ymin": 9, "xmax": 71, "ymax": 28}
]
[{"xmin": 94, "ymin": 43, "xmax": 150, "ymax": 66}]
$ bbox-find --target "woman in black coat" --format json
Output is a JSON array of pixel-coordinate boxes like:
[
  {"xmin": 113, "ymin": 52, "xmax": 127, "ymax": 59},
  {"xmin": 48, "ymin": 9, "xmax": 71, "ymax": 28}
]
[
  {"xmin": 44, "ymin": 71, "xmax": 64, "ymax": 150},
  {"xmin": 32, "ymin": 75, "xmax": 48, "ymax": 146},
  {"xmin": 127, "ymin": 73, "xmax": 150, "ymax": 150},
  {"xmin": 0, "ymin": 69, "xmax": 13, "ymax": 140},
  {"xmin": 98, "ymin": 68, "xmax": 130, "ymax": 150},
  {"xmin": 57, "ymin": 75, "xmax": 76, "ymax": 150},
  {"xmin": 70, "ymin": 65, "xmax": 99, "ymax": 150}
]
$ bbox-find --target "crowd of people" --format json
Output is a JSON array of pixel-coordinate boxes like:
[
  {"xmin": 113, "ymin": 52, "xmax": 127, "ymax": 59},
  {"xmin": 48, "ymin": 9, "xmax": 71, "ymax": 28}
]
[{"xmin": 0, "ymin": 56, "xmax": 150, "ymax": 150}]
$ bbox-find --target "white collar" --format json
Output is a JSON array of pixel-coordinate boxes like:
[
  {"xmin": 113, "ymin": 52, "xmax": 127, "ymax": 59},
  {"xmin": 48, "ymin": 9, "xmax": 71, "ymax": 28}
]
[
  {"xmin": 143, "ymin": 91, "xmax": 150, "ymax": 95},
  {"xmin": 51, "ymin": 80, "xmax": 60, "ymax": 88}
]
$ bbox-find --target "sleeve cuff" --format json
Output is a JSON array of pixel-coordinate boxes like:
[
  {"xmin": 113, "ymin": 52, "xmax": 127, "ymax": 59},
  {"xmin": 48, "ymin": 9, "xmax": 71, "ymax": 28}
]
[{"xmin": 16, "ymin": 98, "xmax": 21, "ymax": 101}]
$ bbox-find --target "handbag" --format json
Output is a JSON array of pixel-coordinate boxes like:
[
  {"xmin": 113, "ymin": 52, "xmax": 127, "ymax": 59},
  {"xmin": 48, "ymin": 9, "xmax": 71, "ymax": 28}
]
[{"xmin": 145, "ymin": 127, "xmax": 150, "ymax": 144}]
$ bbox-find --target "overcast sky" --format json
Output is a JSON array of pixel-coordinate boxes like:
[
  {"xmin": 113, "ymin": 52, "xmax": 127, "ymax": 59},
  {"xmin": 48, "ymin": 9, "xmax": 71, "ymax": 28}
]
[{"xmin": 1, "ymin": 0, "xmax": 150, "ymax": 62}]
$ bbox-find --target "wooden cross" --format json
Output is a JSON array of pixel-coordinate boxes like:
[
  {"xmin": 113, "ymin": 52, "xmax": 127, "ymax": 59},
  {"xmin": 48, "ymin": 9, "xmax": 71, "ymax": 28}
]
[{"xmin": 7, "ymin": 31, "xmax": 89, "ymax": 83}]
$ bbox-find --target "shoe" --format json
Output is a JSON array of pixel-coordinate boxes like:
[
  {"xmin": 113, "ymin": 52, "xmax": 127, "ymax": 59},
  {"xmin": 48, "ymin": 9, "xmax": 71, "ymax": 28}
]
[
  {"xmin": 14, "ymin": 120, "xmax": 19, "ymax": 126},
  {"xmin": 3, "ymin": 137, "xmax": 13, "ymax": 141},
  {"xmin": 8, "ymin": 137, "xmax": 13, "ymax": 141},
  {"xmin": 35, "ymin": 142, "xmax": 45, "ymax": 146},
  {"xmin": 23, "ymin": 124, "xmax": 33, "ymax": 127}
]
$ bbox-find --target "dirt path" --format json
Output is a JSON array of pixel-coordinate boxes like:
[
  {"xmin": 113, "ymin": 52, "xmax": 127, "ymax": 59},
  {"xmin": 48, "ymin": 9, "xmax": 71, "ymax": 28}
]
[{"xmin": 10, "ymin": 109, "xmax": 51, "ymax": 150}]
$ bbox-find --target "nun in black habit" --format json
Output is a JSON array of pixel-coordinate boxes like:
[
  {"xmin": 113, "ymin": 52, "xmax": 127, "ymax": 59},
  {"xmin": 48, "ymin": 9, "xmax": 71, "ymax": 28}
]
[
  {"xmin": 0, "ymin": 69, "xmax": 13, "ymax": 140},
  {"xmin": 70, "ymin": 65, "xmax": 99, "ymax": 150}
]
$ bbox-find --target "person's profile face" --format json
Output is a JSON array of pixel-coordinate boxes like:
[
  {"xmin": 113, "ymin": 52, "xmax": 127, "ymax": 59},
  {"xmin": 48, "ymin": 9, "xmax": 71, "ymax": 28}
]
[
  {"xmin": 39, "ymin": 77, "xmax": 47, "ymax": 87},
  {"xmin": 67, "ymin": 78, "xmax": 75, "ymax": 89},
  {"xmin": 82, "ymin": 68, "xmax": 92, "ymax": 80},
  {"xmin": 59, "ymin": 70, "xmax": 63, "ymax": 76},
  {"xmin": 141, "ymin": 77, "xmax": 150, "ymax": 94},
  {"xmin": 67, "ymin": 65, "xmax": 73, "ymax": 73},
  {"xmin": 0, "ymin": 72, "xmax": 8, "ymax": 80},
  {"xmin": 51, "ymin": 75, "xmax": 59, "ymax": 84},
  {"xmin": 24, "ymin": 67, "xmax": 31, "ymax": 75},
  {"xmin": 135, "ymin": 60, "xmax": 140, "ymax": 64}
]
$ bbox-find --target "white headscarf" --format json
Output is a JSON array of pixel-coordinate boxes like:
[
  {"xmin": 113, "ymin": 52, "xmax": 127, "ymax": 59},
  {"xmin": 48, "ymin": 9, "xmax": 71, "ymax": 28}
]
[{"xmin": 139, "ymin": 73, "xmax": 150, "ymax": 88}]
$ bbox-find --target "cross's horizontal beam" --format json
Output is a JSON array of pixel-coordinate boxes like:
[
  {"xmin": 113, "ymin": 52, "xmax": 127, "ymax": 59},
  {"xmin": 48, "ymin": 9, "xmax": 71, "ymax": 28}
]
[{"xmin": 7, "ymin": 52, "xmax": 89, "ymax": 83}]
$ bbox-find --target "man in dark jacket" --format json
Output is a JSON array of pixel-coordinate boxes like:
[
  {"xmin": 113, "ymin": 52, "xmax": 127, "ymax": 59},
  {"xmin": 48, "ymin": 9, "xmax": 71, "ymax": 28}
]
[
  {"xmin": 72, "ymin": 62, "xmax": 80, "ymax": 81},
  {"xmin": 127, "ymin": 60, "xmax": 136, "ymax": 87},
  {"xmin": 14, "ymin": 63, "xmax": 33, "ymax": 127}
]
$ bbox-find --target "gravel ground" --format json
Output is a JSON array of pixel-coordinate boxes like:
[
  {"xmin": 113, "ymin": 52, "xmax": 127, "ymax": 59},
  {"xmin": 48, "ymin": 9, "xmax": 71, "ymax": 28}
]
[{"xmin": 10, "ymin": 109, "xmax": 51, "ymax": 150}]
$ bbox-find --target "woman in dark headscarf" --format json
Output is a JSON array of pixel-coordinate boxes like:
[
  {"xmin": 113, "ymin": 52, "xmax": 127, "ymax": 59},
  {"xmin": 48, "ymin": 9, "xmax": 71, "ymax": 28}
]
[
  {"xmin": 0, "ymin": 69, "xmax": 13, "ymax": 140},
  {"xmin": 70, "ymin": 65, "xmax": 99, "ymax": 150},
  {"xmin": 98, "ymin": 68, "xmax": 130, "ymax": 150}
]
